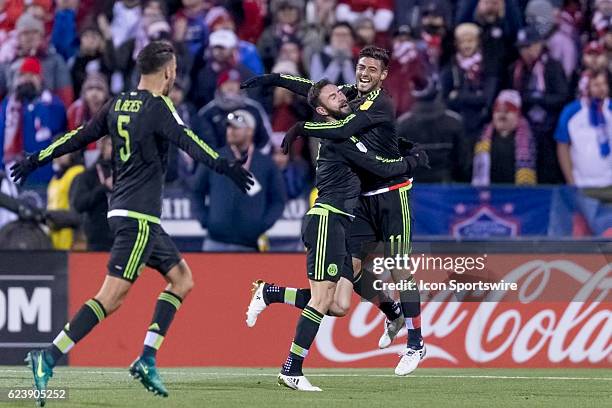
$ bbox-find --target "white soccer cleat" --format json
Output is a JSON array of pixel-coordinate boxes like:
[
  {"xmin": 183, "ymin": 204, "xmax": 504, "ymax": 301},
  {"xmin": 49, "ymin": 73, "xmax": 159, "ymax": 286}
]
[
  {"xmin": 378, "ymin": 315, "xmax": 405, "ymax": 349},
  {"xmin": 395, "ymin": 345, "xmax": 426, "ymax": 376},
  {"xmin": 246, "ymin": 280, "xmax": 267, "ymax": 327},
  {"xmin": 277, "ymin": 374, "xmax": 322, "ymax": 391}
]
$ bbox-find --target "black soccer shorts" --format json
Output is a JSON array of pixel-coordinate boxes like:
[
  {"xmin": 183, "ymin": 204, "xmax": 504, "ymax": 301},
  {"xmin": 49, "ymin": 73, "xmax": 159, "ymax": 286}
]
[
  {"xmin": 107, "ymin": 213, "xmax": 182, "ymax": 283},
  {"xmin": 302, "ymin": 206, "xmax": 353, "ymax": 282},
  {"xmin": 349, "ymin": 184, "xmax": 413, "ymax": 260}
]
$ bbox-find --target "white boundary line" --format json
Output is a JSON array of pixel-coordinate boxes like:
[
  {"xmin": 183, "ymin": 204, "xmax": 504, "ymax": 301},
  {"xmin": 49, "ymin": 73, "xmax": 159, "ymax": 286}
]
[{"xmin": 0, "ymin": 369, "xmax": 611, "ymax": 381}]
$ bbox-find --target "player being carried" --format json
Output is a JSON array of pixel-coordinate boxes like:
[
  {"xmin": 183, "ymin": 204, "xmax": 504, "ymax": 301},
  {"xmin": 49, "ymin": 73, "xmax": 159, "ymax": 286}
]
[
  {"xmin": 10, "ymin": 41, "xmax": 253, "ymax": 406},
  {"xmin": 246, "ymin": 78, "xmax": 428, "ymax": 391},
  {"xmin": 242, "ymin": 46, "xmax": 427, "ymax": 376}
]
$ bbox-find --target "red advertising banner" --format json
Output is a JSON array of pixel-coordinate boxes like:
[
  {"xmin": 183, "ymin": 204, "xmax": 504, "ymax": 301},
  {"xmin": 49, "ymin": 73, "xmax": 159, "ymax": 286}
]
[{"xmin": 68, "ymin": 253, "xmax": 611, "ymax": 368}]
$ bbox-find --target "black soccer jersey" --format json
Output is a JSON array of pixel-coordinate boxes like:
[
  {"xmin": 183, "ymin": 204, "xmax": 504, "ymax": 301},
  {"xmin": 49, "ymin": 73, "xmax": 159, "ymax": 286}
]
[
  {"xmin": 314, "ymin": 136, "xmax": 408, "ymax": 216},
  {"xmin": 34, "ymin": 89, "xmax": 224, "ymax": 220},
  {"xmin": 273, "ymin": 75, "xmax": 408, "ymax": 192}
]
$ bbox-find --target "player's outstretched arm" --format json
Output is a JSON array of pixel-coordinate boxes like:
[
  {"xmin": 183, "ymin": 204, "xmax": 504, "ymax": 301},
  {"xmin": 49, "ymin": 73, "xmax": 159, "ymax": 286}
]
[
  {"xmin": 240, "ymin": 73, "xmax": 313, "ymax": 97},
  {"xmin": 340, "ymin": 137, "xmax": 408, "ymax": 178},
  {"xmin": 10, "ymin": 100, "xmax": 112, "ymax": 185},
  {"xmin": 157, "ymin": 96, "xmax": 254, "ymax": 193}
]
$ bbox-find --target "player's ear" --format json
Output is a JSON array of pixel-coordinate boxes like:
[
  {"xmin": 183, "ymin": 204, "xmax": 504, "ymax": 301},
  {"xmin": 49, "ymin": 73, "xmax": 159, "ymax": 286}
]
[
  {"xmin": 380, "ymin": 69, "xmax": 388, "ymax": 81},
  {"xmin": 315, "ymin": 106, "xmax": 328, "ymax": 116}
]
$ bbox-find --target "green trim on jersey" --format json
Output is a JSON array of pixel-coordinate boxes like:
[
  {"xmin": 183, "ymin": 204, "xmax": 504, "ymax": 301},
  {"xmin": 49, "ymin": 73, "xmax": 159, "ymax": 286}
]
[
  {"xmin": 313, "ymin": 203, "xmax": 353, "ymax": 218},
  {"xmin": 183, "ymin": 128, "xmax": 219, "ymax": 160},
  {"xmin": 108, "ymin": 209, "xmax": 161, "ymax": 224},
  {"xmin": 304, "ymin": 113, "xmax": 356, "ymax": 129},
  {"xmin": 38, "ymin": 126, "xmax": 83, "ymax": 162},
  {"xmin": 279, "ymin": 74, "xmax": 314, "ymax": 84}
]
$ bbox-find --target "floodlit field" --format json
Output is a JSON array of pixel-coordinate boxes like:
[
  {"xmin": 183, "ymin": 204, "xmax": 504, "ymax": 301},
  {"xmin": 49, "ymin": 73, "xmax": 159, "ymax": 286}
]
[{"xmin": 1, "ymin": 367, "xmax": 611, "ymax": 408}]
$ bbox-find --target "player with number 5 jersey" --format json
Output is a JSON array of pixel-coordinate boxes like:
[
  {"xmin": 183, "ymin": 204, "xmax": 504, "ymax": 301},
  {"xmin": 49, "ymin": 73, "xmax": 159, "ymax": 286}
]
[{"xmin": 10, "ymin": 41, "xmax": 253, "ymax": 406}]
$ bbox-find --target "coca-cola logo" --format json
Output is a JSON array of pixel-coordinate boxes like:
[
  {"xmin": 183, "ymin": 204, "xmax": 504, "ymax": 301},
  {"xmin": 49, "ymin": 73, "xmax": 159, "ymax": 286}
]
[{"xmin": 315, "ymin": 260, "xmax": 612, "ymax": 366}]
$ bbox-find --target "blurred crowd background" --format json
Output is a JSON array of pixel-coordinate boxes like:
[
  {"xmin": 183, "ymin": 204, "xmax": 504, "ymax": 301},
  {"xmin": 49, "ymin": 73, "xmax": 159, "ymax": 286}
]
[{"xmin": 0, "ymin": 0, "xmax": 611, "ymax": 251}]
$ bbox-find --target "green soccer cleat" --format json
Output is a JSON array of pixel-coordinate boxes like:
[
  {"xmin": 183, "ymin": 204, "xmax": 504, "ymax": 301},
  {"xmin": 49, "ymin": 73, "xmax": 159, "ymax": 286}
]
[
  {"xmin": 25, "ymin": 350, "xmax": 53, "ymax": 407},
  {"xmin": 129, "ymin": 357, "xmax": 169, "ymax": 397}
]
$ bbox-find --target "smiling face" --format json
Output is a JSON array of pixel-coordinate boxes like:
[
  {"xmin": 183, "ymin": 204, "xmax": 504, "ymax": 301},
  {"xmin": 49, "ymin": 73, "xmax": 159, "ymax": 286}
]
[
  {"xmin": 315, "ymin": 84, "xmax": 351, "ymax": 119},
  {"xmin": 355, "ymin": 56, "xmax": 388, "ymax": 94}
]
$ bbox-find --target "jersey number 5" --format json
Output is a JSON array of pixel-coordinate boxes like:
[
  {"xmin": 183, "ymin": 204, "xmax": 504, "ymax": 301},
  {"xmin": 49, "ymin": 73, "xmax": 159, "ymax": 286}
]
[{"xmin": 117, "ymin": 115, "xmax": 131, "ymax": 162}]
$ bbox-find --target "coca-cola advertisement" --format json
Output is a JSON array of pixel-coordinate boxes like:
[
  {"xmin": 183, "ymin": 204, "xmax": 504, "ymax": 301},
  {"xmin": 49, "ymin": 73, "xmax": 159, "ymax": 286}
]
[{"xmin": 64, "ymin": 250, "xmax": 611, "ymax": 368}]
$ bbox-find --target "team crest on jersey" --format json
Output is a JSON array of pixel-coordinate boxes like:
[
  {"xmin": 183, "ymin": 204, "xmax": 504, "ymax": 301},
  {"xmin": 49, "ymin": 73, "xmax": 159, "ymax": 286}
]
[{"xmin": 327, "ymin": 263, "xmax": 338, "ymax": 276}]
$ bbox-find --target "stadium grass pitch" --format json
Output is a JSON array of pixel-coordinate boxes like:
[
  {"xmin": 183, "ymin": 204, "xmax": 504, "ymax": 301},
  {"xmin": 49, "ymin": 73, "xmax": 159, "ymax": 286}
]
[{"xmin": 1, "ymin": 367, "xmax": 610, "ymax": 408}]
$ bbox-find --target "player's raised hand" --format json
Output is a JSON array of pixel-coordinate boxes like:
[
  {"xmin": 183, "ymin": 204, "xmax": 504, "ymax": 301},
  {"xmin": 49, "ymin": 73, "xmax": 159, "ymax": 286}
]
[
  {"xmin": 10, "ymin": 154, "xmax": 38, "ymax": 185},
  {"xmin": 224, "ymin": 156, "xmax": 255, "ymax": 193},
  {"xmin": 240, "ymin": 74, "xmax": 280, "ymax": 89},
  {"xmin": 281, "ymin": 122, "xmax": 304, "ymax": 155}
]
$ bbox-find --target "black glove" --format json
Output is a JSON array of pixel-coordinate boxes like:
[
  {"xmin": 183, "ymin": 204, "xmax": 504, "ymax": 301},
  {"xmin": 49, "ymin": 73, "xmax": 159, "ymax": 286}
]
[
  {"xmin": 281, "ymin": 122, "xmax": 304, "ymax": 154},
  {"xmin": 404, "ymin": 144, "xmax": 430, "ymax": 171},
  {"xmin": 240, "ymin": 73, "xmax": 280, "ymax": 89},
  {"xmin": 10, "ymin": 154, "xmax": 38, "ymax": 186},
  {"xmin": 217, "ymin": 156, "xmax": 254, "ymax": 193},
  {"xmin": 398, "ymin": 138, "xmax": 415, "ymax": 156}
]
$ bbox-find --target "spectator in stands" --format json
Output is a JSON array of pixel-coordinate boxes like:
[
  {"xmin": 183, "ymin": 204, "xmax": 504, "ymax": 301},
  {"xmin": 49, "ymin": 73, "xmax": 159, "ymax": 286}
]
[
  {"xmin": 172, "ymin": 0, "xmax": 211, "ymax": 57},
  {"xmin": 512, "ymin": 26, "xmax": 569, "ymax": 184},
  {"xmin": 0, "ymin": 12, "xmax": 73, "ymax": 107},
  {"xmin": 278, "ymin": 36, "xmax": 308, "ymax": 77},
  {"xmin": 397, "ymin": 77, "xmax": 466, "ymax": 183},
  {"xmin": 226, "ymin": 0, "xmax": 265, "ymax": 44},
  {"xmin": 354, "ymin": 17, "xmax": 377, "ymax": 48},
  {"xmin": 51, "ymin": 0, "xmax": 80, "ymax": 61},
  {"xmin": 67, "ymin": 73, "xmax": 110, "ymax": 167},
  {"xmin": 0, "ymin": 57, "xmax": 66, "ymax": 185},
  {"xmin": 309, "ymin": 22, "xmax": 356, "ymax": 84},
  {"xmin": 206, "ymin": 7, "xmax": 265, "ymax": 75},
  {"xmin": 457, "ymin": 0, "xmax": 522, "ymax": 80},
  {"xmin": 70, "ymin": 26, "xmax": 113, "ymax": 97},
  {"xmin": 47, "ymin": 140, "xmax": 84, "ymax": 249},
  {"xmin": 394, "ymin": 0, "xmax": 452, "ymax": 31},
  {"xmin": 582, "ymin": 41, "xmax": 608, "ymax": 74},
  {"xmin": 302, "ymin": 0, "xmax": 337, "ymax": 69},
  {"xmin": 335, "ymin": 0, "xmax": 394, "ymax": 34},
  {"xmin": 273, "ymin": 145, "xmax": 312, "ymax": 200},
  {"xmin": 190, "ymin": 29, "xmax": 256, "ymax": 108},
  {"xmin": 192, "ymin": 109, "xmax": 285, "ymax": 251},
  {"xmin": 472, "ymin": 90, "xmax": 537, "ymax": 186},
  {"xmin": 194, "ymin": 69, "xmax": 272, "ymax": 153},
  {"xmin": 417, "ymin": 0, "xmax": 454, "ymax": 68},
  {"xmin": 166, "ymin": 77, "xmax": 196, "ymax": 183},
  {"xmin": 528, "ymin": 1, "xmax": 579, "ymax": 81},
  {"xmin": 257, "ymin": 0, "xmax": 304, "ymax": 72},
  {"xmin": 70, "ymin": 136, "xmax": 113, "ymax": 251},
  {"xmin": 555, "ymin": 71, "xmax": 612, "ymax": 188},
  {"xmin": 0, "ymin": 0, "xmax": 52, "ymax": 34},
  {"xmin": 386, "ymin": 25, "xmax": 429, "ymax": 116},
  {"xmin": 269, "ymin": 60, "xmax": 311, "ymax": 134},
  {"xmin": 441, "ymin": 23, "xmax": 497, "ymax": 168}
]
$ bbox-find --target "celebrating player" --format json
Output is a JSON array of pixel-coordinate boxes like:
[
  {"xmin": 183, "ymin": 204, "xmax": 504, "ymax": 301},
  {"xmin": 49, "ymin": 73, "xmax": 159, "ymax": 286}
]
[
  {"xmin": 257, "ymin": 79, "xmax": 425, "ymax": 391},
  {"xmin": 10, "ymin": 41, "xmax": 253, "ymax": 405},
  {"xmin": 242, "ymin": 46, "xmax": 426, "ymax": 375}
]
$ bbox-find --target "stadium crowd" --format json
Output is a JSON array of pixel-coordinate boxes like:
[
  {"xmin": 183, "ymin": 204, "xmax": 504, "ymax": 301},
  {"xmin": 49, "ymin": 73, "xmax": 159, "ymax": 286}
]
[{"xmin": 0, "ymin": 0, "xmax": 611, "ymax": 250}]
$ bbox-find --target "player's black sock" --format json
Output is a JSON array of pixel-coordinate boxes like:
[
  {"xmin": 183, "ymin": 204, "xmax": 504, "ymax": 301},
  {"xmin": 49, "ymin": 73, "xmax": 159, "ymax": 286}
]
[
  {"xmin": 141, "ymin": 290, "xmax": 183, "ymax": 360},
  {"xmin": 353, "ymin": 271, "xmax": 402, "ymax": 321},
  {"xmin": 399, "ymin": 287, "xmax": 423, "ymax": 349},
  {"xmin": 264, "ymin": 284, "xmax": 311, "ymax": 308},
  {"xmin": 281, "ymin": 306, "xmax": 323, "ymax": 376},
  {"xmin": 46, "ymin": 298, "xmax": 107, "ymax": 367}
]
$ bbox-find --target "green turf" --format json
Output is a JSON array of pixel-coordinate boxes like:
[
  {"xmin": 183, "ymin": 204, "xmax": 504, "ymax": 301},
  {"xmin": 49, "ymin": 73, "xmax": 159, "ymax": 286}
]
[{"xmin": 0, "ymin": 366, "xmax": 610, "ymax": 408}]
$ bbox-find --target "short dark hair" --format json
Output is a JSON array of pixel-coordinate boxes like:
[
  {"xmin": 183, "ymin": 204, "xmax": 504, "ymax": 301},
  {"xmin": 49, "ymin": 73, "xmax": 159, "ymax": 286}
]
[
  {"xmin": 136, "ymin": 41, "xmax": 175, "ymax": 75},
  {"xmin": 307, "ymin": 79, "xmax": 333, "ymax": 109},
  {"xmin": 358, "ymin": 45, "xmax": 390, "ymax": 69},
  {"xmin": 330, "ymin": 21, "xmax": 355, "ymax": 38}
]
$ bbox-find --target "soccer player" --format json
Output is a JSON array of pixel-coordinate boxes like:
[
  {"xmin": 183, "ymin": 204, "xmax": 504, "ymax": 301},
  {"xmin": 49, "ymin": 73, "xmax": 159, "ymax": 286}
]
[
  {"xmin": 242, "ymin": 46, "xmax": 426, "ymax": 376},
  {"xmin": 258, "ymin": 79, "xmax": 425, "ymax": 391},
  {"xmin": 10, "ymin": 41, "xmax": 253, "ymax": 405}
]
